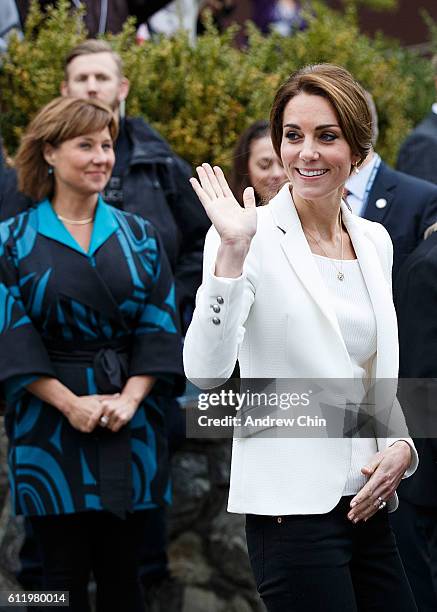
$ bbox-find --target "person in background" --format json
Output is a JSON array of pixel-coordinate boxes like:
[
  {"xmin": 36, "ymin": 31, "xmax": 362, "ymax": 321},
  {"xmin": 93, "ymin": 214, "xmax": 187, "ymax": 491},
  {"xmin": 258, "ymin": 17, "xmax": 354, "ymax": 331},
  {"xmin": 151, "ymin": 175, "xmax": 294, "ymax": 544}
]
[
  {"xmin": 396, "ymin": 54, "xmax": 437, "ymax": 185},
  {"xmin": 390, "ymin": 227, "xmax": 437, "ymax": 612},
  {"xmin": 15, "ymin": 1, "xmax": 173, "ymax": 37},
  {"xmin": 0, "ymin": 0, "xmax": 22, "ymax": 52},
  {"xmin": 138, "ymin": 0, "xmax": 201, "ymax": 44},
  {"xmin": 345, "ymin": 91, "xmax": 437, "ymax": 280},
  {"xmin": 0, "ymin": 96, "xmax": 183, "ymax": 612},
  {"xmin": 229, "ymin": 120, "xmax": 287, "ymax": 207},
  {"xmin": 252, "ymin": 0, "xmax": 306, "ymax": 36}
]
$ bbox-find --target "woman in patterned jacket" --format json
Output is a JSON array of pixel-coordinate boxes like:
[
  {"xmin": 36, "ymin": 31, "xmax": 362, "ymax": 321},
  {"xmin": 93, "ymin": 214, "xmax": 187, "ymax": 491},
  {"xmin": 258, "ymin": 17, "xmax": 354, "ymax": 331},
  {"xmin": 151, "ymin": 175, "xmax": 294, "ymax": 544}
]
[{"xmin": 0, "ymin": 97, "xmax": 183, "ymax": 611}]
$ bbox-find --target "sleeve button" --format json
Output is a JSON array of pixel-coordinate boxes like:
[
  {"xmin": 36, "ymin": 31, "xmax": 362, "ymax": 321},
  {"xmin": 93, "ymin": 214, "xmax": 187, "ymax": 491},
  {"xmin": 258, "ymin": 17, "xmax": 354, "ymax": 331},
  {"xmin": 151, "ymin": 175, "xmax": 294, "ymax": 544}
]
[
  {"xmin": 211, "ymin": 304, "xmax": 221, "ymax": 313},
  {"xmin": 217, "ymin": 296, "xmax": 224, "ymax": 304},
  {"xmin": 212, "ymin": 317, "xmax": 221, "ymax": 325}
]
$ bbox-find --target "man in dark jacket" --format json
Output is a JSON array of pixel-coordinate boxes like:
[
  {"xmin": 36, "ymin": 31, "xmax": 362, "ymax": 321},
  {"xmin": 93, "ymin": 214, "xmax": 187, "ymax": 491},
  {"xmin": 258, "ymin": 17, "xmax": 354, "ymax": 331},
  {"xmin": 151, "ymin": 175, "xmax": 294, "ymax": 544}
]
[
  {"xmin": 16, "ymin": 0, "xmax": 172, "ymax": 36},
  {"xmin": 345, "ymin": 91, "xmax": 437, "ymax": 281},
  {"xmin": 390, "ymin": 230, "xmax": 437, "ymax": 611}
]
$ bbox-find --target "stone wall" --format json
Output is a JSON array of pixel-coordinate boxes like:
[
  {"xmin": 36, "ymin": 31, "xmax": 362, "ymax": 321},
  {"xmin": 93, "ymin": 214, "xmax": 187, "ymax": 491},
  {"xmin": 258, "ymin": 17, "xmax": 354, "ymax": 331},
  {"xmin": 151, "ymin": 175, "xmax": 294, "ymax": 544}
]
[{"xmin": 0, "ymin": 418, "xmax": 264, "ymax": 611}]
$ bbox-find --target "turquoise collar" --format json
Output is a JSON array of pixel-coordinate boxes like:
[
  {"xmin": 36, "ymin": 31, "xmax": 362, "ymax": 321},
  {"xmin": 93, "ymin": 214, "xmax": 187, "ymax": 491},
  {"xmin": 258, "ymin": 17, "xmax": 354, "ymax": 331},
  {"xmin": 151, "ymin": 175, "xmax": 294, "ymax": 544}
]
[{"xmin": 36, "ymin": 196, "xmax": 118, "ymax": 257}]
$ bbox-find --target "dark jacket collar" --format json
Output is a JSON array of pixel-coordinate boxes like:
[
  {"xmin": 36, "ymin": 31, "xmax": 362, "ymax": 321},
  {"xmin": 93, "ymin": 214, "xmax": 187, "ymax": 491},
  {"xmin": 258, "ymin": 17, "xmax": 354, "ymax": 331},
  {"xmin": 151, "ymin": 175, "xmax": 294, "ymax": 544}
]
[{"xmin": 362, "ymin": 160, "xmax": 395, "ymax": 223}]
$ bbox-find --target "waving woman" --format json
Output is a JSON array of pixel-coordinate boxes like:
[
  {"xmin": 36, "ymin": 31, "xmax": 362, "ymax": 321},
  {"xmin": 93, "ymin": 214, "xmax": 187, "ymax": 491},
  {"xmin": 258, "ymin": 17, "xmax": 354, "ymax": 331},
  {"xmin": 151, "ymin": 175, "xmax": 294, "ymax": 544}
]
[{"xmin": 184, "ymin": 64, "xmax": 418, "ymax": 611}]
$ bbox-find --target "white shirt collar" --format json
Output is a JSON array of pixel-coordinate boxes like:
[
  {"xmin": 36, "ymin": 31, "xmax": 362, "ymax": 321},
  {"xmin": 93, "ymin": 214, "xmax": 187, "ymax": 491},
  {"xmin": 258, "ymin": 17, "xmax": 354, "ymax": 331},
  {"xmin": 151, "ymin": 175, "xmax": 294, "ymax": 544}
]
[{"xmin": 345, "ymin": 153, "xmax": 380, "ymax": 202}]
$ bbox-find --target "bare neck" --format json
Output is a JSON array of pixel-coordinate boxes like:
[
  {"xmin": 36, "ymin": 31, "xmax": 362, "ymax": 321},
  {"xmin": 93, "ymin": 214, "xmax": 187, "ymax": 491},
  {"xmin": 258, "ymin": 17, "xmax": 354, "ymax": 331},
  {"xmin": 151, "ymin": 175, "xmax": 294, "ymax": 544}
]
[
  {"xmin": 52, "ymin": 189, "xmax": 99, "ymax": 220},
  {"xmin": 292, "ymin": 189, "xmax": 342, "ymax": 241}
]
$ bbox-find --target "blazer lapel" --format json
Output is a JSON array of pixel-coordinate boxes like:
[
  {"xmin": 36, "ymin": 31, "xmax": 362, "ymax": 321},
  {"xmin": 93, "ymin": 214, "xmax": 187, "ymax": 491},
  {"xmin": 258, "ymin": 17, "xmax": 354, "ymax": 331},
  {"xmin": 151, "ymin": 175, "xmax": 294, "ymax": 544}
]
[
  {"xmin": 362, "ymin": 163, "xmax": 395, "ymax": 224},
  {"xmin": 269, "ymin": 185, "xmax": 347, "ymax": 350},
  {"xmin": 341, "ymin": 204, "xmax": 398, "ymax": 379},
  {"xmin": 269, "ymin": 186, "xmax": 397, "ymax": 380}
]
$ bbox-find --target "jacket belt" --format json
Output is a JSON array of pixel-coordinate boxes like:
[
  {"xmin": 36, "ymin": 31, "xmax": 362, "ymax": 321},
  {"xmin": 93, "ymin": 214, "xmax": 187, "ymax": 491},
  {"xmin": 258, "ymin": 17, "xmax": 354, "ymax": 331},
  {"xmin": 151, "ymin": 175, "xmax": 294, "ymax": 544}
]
[{"xmin": 44, "ymin": 337, "xmax": 133, "ymax": 519}]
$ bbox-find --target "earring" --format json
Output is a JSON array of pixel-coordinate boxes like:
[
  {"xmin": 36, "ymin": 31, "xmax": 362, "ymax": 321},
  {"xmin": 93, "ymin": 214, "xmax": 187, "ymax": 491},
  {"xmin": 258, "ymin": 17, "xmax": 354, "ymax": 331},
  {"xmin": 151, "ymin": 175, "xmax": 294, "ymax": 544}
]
[
  {"xmin": 354, "ymin": 162, "xmax": 359, "ymax": 174},
  {"xmin": 48, "ymin": 166, "xmax": 53, "ymax": 175}
]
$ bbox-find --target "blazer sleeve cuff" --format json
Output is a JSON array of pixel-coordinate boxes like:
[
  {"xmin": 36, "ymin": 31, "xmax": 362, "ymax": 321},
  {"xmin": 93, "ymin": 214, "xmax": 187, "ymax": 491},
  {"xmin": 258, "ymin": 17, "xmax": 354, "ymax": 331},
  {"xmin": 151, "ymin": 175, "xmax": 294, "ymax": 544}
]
[
  {"xmin": 195, "ymin": 267, "xmax": 247, "ymax": 338},
  {"xmin": 388, "ymin": 438, "xmax": 419, "ymax": 478}
]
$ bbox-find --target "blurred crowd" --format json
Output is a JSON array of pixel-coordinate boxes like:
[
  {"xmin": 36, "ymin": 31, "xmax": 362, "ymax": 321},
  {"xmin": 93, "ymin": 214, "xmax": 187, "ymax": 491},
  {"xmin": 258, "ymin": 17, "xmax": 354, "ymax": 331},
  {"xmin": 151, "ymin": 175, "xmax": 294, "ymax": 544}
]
[{"xmin": 1, "ymin": 1, "xmax": 306, "ymax": 48}]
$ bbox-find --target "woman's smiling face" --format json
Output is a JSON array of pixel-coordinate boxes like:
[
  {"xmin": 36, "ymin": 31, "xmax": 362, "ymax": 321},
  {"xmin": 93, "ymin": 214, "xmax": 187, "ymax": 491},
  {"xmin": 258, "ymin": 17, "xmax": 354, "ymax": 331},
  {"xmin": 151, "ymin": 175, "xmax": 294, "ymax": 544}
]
[{"xmin": 280, "ymin": 92, "xmax": 359, "ymax": 201}]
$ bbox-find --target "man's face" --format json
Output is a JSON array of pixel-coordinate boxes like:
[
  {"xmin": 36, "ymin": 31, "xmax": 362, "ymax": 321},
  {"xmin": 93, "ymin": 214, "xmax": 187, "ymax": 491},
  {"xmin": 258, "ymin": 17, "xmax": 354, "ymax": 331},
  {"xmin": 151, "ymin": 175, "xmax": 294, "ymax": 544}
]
[{"xmin": 61, "ymin": 52, "xmax": 129, "ymax": 111}]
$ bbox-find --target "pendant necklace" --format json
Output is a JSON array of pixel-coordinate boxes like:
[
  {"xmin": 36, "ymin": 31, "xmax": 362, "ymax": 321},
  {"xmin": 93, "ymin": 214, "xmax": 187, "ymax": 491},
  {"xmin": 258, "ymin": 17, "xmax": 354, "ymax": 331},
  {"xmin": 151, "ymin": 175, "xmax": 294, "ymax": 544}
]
[{"xmin": 303, "ymin": 211, "xmax": 345, "ymax": 281}]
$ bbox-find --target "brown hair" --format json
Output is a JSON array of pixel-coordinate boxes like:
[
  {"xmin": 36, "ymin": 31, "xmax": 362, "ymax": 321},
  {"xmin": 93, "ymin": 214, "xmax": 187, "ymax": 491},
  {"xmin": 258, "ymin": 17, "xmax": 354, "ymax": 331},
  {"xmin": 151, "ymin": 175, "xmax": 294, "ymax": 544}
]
[
  {"xmin": 270, "ymin": 64, "xmax": 372, "ymax": 167},
  {"xmin": 229, "ymin": 120, "xmax": 270, "ymax": 206},
  {"xmin": 15, "ymin": 97, "xmax": 118, "ymax": 202},
  {"xmin": 64, "ymin": 39, "xmax": 123, "ymax": 81}
]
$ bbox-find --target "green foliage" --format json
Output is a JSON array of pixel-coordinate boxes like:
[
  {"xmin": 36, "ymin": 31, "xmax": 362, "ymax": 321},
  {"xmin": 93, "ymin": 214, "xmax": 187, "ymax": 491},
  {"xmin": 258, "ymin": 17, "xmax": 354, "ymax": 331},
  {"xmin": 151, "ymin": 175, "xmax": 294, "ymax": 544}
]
[
  {"xmin": 0, "ymin": 0, "xmax": 431, "ymax": 168},
  {"xmin": 339, "ymin": 0, "xmax": 398, "ymax": 9},
  {"xmin": 0, "ymin": 0, "xmax": 85, "ymax": 149}
]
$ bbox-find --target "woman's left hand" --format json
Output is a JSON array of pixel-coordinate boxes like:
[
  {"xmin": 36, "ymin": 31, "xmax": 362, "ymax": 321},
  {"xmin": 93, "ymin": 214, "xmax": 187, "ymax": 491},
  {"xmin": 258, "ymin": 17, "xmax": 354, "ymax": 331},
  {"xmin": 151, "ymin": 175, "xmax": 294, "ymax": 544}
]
[
  {"xmin": 99, "ymin": 393, "xmax": 139, "ymax": 432},
  {"xmin": 347, "ymin": 441, "xmax": 412, "ymax": 523}
]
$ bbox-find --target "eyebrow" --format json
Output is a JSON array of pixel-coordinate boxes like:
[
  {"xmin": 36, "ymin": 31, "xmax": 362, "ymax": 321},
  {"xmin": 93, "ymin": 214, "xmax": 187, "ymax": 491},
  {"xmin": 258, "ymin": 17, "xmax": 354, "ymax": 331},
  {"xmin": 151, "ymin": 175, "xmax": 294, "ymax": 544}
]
[
  {"xmin": 75, "ymin": 72, "xmax": 110, "ymax": 79},
  {"xmin": 77, "ymin": 137, "xmax": 112, "ymax": 142},
  {"xmin": 283, "ymin": 123, "xmax": 340, "ymax": 130}
]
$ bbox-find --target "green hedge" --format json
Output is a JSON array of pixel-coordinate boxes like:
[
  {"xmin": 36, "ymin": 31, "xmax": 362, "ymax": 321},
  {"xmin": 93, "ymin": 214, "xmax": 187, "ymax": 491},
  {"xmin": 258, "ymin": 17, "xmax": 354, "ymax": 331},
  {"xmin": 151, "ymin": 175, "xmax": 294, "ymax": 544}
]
[{"xmin": 0, "ymin": 0, "xmax": 434, "ymax": 169}]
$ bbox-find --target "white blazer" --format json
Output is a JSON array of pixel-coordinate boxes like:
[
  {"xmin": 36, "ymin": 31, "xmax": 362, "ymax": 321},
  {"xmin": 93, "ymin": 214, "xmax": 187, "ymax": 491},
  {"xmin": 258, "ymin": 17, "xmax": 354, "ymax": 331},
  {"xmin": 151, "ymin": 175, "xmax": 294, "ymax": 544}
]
[{"xmin": 183, "ymin": 184, "xmax": 417, "ymax": 515}]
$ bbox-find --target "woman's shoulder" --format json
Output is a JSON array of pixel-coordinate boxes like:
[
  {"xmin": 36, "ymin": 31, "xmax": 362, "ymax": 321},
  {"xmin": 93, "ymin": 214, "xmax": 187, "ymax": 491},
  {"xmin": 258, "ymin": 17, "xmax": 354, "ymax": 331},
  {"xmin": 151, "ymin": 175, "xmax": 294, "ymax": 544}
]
[
  {"xmin": 0, "ymin": 206, "xmax": 38, "ymax": 244},
  {"xmin": 0, "ymin": 205, "xmax": 37, "ymax": 228}
]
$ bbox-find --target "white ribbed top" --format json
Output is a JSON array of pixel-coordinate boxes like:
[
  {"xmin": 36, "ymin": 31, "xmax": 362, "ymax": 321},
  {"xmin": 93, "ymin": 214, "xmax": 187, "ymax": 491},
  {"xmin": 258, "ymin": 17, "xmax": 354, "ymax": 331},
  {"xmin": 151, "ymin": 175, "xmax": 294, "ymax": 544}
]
[{"xmin": 313, "ymin": 254, "xmax": 378, "ymax": 494}]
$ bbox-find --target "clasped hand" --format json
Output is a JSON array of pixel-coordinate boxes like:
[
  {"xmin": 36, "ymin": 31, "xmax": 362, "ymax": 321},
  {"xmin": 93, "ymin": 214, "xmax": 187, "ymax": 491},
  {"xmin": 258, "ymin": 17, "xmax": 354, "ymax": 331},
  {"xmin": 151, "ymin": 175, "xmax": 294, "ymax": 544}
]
[
  {"xmin": 68, "ymin": 393, "xmax": 138, "ymax": 433},
  {"xmin": 347, "ymin": 441, "xmax": 412, "ymax": 523}
]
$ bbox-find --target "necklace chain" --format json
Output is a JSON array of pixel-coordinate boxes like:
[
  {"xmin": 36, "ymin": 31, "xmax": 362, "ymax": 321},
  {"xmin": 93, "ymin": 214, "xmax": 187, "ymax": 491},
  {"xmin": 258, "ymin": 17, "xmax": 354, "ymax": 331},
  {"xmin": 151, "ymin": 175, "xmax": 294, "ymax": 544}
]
[
  {"xmin": 57, "ymin": 214, "xmax": 94, "ymax": 226},
  {"xmin": 303, "ymin": 211, "xmax": 345, "ymax": 281}
]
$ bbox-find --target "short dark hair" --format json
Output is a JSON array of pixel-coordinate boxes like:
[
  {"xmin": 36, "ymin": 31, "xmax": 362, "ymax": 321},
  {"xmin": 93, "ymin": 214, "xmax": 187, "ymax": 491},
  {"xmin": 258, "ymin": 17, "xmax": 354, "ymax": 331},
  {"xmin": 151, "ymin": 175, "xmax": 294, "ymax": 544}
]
[
  {"xmin": 230, "ymin": 120, "xmax": 270, "ymax": 206},
  {"xmin": 270, "ymin": 64, "xmax": 372, "ymax": 168},
  {"xmin": 15, "ymin": 97, "xmax": 118, "ymax": 202},
  {"xmin": 64, "ymin": 39, "xmax": 123, "ymax": 80}
]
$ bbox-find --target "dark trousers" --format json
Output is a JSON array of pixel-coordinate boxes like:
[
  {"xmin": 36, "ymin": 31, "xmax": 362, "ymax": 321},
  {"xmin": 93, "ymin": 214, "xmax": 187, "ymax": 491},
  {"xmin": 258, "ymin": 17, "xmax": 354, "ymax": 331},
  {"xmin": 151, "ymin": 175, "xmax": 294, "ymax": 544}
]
[
  {"xmin": 390, "ymin": 499, "xmax": 437, "ymax": 612},
  {"xmin": 29, "ymin": 511, "xmax": 148, "ymax": 612},
  {"xmin": 245, "ymin": 496, "xmax": 417, "ymax": 612}
]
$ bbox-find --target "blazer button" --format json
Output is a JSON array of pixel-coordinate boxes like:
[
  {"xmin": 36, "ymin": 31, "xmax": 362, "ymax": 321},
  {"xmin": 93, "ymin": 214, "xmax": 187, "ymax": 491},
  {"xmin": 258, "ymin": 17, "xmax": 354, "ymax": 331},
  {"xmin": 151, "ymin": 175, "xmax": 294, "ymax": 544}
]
[
  {"xmin": 277, "ymin": 517, "xmax": 282, "ymax": 524},
  {"xmin": 375, "ymin": 198, "xmax": 387, "ymax": 209},
  {"xmin": 212, "ymin": 317, "xmax": 221, "ymax": 325},
  {"xmin": 216, "ymin": 296, "xmax": 224, "ymax": 304},
  {"xmin": 211, "ymin": 304, "xmax": 221, "ymax": 313}
]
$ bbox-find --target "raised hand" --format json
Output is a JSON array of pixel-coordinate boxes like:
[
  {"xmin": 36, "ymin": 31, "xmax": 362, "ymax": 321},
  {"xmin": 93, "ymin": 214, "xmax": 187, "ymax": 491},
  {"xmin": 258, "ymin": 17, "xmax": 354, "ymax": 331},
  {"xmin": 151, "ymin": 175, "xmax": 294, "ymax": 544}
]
[{"xmin": 190, "ymin": 163, "xmax": 257, "ymax": 248}]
